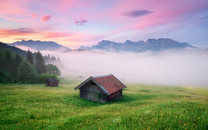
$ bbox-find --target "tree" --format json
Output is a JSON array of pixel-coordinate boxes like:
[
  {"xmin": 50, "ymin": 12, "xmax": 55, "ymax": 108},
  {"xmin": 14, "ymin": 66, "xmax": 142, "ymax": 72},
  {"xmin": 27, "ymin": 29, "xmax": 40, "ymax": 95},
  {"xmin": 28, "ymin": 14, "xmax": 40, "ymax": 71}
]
[
  {"xmin": 26, "ymin": 49, "xmax": 33, "ymax": 65},
  {"xmin": 11, "ymin": 53, "xmax": 23, "ymax": 80},
  {"xmin": 18, "ymin": 61, "xmax": 38, "ymax": 83},
  {"xmin": 34, "ymin": 51, "xmax": 46, "ymax": 74},
  {"xmin": 0, "ymin": 50, "xmax": 9, "ymax": 83},
  {"xmin": 4, "ymin": 50, "xmax": 13, "ymax": 82},
  {"xmin": 51, "ymin": 56, "xmax": 56, "ymax": 61},
  {"xmin": 0, "ymin": 49, "xmax": 22, "ymax": 83},
  {"xmin": 5, "ymin": 50, "xmax": 12, "ymax": 71},
  {"xmin": 45, "ymin": 64, "xmax": 61, "ymax": 75},
  {"xmin": 15, "ymin": 53, "xmax": 22, "ymax": 66}
]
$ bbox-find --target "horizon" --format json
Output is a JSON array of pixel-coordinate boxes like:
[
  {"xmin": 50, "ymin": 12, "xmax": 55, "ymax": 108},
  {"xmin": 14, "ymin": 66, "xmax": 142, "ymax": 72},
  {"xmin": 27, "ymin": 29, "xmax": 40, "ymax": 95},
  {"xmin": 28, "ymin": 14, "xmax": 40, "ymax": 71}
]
[
  {"xmin": 0, "ymin": 0, "xmax": 208, "ymax": 49},
  {"xmin": 3, "ymin": 37, "xmax": 202, "ymax": 50}
]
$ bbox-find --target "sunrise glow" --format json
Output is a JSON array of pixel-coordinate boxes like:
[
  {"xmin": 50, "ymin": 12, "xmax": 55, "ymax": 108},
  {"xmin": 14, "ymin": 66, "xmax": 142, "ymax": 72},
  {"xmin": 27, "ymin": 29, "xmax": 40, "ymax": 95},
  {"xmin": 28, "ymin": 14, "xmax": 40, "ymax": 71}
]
[{"xmin": 0, "ymin": 0, "xmax": 207, "ymax": 48}]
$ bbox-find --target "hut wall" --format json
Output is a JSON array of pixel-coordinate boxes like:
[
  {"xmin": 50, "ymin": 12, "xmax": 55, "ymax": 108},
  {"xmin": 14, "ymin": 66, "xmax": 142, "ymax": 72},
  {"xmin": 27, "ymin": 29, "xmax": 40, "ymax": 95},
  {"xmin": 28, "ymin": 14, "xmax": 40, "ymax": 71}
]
[
  {"xmin": 108, "ymin": 90, "xmax": 122, "ymax": 101},
  {"xmin": 46, "ymin": 82, "xmax": 58, "ymax": 87},
  {"xmin": 52, "ymin": 83, "xmax": 58, "ymax": 86},
  {"xmin": 80, "ymin": 85, "xmax": 106, "ymax": 103}
]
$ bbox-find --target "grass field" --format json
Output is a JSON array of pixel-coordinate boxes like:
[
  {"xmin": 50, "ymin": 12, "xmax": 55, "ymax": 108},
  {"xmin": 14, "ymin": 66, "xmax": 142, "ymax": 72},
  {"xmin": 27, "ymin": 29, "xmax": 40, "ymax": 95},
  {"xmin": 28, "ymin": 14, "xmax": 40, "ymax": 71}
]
[{"xmin": 0, "ymin": 82, "xmax": 208, "ymax": 129}]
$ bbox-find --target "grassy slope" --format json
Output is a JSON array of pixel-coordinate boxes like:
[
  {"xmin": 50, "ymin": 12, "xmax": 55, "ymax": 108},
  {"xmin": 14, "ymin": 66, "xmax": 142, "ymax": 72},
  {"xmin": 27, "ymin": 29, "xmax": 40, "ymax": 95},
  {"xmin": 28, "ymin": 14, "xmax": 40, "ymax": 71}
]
[{"xmin": 0, "ymin": 82, "xmax": 207, "ymax": 129}]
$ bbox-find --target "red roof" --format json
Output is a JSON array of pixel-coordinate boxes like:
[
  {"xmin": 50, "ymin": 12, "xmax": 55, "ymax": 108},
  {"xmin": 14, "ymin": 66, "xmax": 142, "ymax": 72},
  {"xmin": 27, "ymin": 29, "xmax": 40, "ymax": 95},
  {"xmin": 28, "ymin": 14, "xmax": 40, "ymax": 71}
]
[{"xmin": 92, "ymin": 74, "xmax": 126, "ymax": 95}]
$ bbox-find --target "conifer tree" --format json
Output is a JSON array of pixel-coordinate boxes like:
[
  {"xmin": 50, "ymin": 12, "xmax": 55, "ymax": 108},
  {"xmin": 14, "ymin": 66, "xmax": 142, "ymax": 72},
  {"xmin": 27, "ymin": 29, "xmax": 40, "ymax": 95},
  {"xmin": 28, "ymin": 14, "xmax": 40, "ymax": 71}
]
[
  {"xmin": 26, "ymin": 49, "xmax": 33, "ymax": 65},
  {"xmin": 11, "ymin": 53, "xmax": 22, "ymax": 76},
  {"xmin": 5, "ymin": 50, "xmax": 12, "ymax": 71},
  {"xmin": 35, "ymin": 51, "xmax": 46, "ymax": 74}
]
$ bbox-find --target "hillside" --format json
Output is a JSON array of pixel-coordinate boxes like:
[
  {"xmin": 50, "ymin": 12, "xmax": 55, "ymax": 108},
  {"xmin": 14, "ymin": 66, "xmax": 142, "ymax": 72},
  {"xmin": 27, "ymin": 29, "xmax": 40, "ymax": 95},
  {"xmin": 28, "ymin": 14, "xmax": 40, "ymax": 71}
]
[
  {"xmin": 0, "ymin": 41, "xmax": 60, "ymax": 63},
  {"xmin": 0, "ymin": 42, "xmax": 27, "ymax": 56},
  {"xmin": 11, "ymin": 40, "xmax": 71, "ymax": 52},
  {"xmin": 0, "ymin": 83, "xmax": 207, "ymax": 129},
  {"xmin": 80, "ymin": 38, "xmax": 196, "ymax": 52}
]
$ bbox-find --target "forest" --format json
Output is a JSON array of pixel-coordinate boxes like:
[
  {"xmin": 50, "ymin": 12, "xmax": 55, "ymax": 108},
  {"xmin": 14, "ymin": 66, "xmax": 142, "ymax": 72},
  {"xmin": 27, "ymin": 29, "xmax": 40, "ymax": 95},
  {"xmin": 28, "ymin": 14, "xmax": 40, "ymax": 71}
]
[{"xmin": 0, "ymin": 49, "xmax": 60, "ymax": 84}]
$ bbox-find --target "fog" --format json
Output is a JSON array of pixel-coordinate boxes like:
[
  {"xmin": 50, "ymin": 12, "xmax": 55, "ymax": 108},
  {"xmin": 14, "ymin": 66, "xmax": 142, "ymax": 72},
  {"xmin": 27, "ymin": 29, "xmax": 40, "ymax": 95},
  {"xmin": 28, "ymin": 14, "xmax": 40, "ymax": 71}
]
[{"xmin": 41, "ymin": 49, "xmax": 208, "ymax": 87}]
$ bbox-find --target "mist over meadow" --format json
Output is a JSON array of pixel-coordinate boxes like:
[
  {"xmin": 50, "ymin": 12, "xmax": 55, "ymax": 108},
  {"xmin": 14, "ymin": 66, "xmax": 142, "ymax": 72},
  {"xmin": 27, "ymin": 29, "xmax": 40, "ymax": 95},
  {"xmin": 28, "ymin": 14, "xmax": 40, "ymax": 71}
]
[{"xmin": 41, "ymin": 49, "xmax": 208, "ymax": 87}]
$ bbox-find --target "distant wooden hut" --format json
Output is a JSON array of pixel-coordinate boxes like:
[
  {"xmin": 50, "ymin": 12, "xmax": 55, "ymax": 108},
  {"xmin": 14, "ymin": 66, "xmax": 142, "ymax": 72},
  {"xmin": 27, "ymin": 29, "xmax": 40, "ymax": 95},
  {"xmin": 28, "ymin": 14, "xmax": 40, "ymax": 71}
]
[
  {"xmin": 46, "ymin": 77, "xmax": 59, "ymax": 87},
  {"xmin": 74, "ymin": 74, "xmax": 127, "ymax": 103}
]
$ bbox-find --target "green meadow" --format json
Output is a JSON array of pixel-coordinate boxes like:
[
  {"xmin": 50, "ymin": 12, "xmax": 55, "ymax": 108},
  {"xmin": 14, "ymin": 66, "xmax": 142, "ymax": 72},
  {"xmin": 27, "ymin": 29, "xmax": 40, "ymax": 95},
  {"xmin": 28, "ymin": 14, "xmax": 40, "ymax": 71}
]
[{"xmin": 0, "ymin": 82, "xmax": 208, "ymax": 129}]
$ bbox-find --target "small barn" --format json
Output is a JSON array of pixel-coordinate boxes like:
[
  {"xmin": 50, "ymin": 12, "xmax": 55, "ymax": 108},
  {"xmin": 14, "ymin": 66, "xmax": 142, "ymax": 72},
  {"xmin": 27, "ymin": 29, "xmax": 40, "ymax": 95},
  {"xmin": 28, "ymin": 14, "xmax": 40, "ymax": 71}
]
[
  {"xmin": 74, "ymin": 74, "xmax": 127, "ymax": 103},
  {"xmin": 46, "ymin": 77, "xmax": 59, "ymax": 87}
]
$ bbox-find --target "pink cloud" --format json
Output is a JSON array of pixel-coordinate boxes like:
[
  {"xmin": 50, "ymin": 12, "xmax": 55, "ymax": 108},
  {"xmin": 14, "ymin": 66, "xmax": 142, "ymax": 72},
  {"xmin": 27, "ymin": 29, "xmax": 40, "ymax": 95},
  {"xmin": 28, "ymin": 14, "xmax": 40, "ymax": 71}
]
[
  {"xmin": 41, "ymin": 15, "xmax": 52, "ymax": 22},
  {"xmin": 56, "ymin": 0, "xmax": 76, "ymax": 12},
  {"xmin": 96, "ymin": 0, "xmax": 208, "ymax": 35},
  {"xmin": 31, "ymin": 14, "xmax": 38, "ymax": 18},
  {"xmin": 0, "ymin": 28, "xmax": 35, "ymax": 37},
  {"xmin": 42, "ymin": 31, "xmax": 74, "ymax": 39},
  {"xmin": 131, "ymin": 0, "xmax": 208, "ymax": 30},
  {"xmin": 55, "ymin": 0, "xmax": 91, "ymax": 12},
  {"xmin": 0, "ymin": 0, "xmax": 207, "ymax": 47},
  {"xmin": 0, "ymin": 0, "xmax": 29, "ymax": 15}
]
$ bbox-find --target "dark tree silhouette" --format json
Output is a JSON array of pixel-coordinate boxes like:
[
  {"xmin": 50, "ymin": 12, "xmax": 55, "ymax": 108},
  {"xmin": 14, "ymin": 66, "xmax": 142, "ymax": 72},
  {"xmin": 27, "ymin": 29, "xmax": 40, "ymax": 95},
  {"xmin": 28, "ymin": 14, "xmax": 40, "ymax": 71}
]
[
  {"xmin": 0, "ymin": 49, "xmax": 59, "ymax": 84},
  {"xmin": 26, "ymin": 49, "xmax": 33, "ymax": 65},
  {"xmin": 11, "ymin": 53, "xmax": 22, "ymax": 77},
  {"xmin": 35, "ymin": 51, "xmax": 46, "ymax": 74}
]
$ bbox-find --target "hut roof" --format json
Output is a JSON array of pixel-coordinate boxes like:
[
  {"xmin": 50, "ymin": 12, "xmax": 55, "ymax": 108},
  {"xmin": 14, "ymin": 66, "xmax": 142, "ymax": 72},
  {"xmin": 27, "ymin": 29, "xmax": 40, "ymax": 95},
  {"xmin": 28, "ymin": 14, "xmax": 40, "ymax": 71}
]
[
  {"xmin": 75, "ymin": 74, "xmax": 126, "ymax": 95},
  {"xmin": 48, "ymin": 77, "xmax": 59, "ymax": 83}
]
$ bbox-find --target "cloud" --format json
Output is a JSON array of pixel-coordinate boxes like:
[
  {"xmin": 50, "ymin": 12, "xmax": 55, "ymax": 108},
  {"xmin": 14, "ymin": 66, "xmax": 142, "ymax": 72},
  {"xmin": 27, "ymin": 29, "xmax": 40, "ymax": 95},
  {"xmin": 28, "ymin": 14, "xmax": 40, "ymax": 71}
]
[
  {"xmin": 14, "ymin": 28, "xmax": 34, "ymax": 33},
  {"xmin": 31, "ymin": 14, "xmax": 38, "ymax": 18},
  {"xmin": 124, "ymin": 9, "xmax": 152, "ymax": 17},
  {"xmin": 74, "ymin": 18, "xmax": 88, "ymax": 25},
  {"xmin": 42, "ymin": 31, "xmax": 74, "ymax": 39},
  {"xmin": 0, "ymin": 28, "xmax": 35, "ymax": 37},
  {"xmin": 41, "ymin": 15, "xmax": 52, "ymax": 22},
  {"xmin": 198, "ymin": 15, "xmax": 208, "ymax": 21},
  {"xmin": 0, "ymin": 0, "xmax": 207, "ymax": 47},
  {"xmin": 13, "ymin": 38, "xmax": 27, "ymax": 41}
]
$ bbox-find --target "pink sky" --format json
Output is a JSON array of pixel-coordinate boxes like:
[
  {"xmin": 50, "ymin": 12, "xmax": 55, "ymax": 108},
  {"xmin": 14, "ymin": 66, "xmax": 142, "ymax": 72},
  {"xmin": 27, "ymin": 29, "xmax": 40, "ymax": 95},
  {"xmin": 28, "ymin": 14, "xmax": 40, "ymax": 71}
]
[{"xmin": 0, "ymin": 0, "xmax": 207, "ymax": 48}]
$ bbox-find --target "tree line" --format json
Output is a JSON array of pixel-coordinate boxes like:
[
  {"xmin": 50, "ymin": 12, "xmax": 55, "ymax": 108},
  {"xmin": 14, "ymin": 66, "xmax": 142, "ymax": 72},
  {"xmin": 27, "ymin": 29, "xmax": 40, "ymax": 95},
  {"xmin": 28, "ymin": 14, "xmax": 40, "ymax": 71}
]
[
  {"xmin": 44, "ymin": 54, "xmax": 60, "ymax": 63},
  {"xmin": 0, "ymin": 49, "xmax": 60, "ymax": 84}
]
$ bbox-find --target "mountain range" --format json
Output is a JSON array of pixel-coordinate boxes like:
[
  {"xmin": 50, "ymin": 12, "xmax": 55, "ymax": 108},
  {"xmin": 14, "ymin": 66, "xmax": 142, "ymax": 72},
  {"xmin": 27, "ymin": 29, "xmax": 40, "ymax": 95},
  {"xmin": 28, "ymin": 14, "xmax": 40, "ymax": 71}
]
[
  {"xmin": 5, "ymin": 38, "xmax": 196, "ymax": 53},
  {"xmin": 11, "ymin": 40, "xmax": 71, "ymax": 52},
  {"xmin": 80, "ymin": 38, "xmax": 196, "ymax": 52}
]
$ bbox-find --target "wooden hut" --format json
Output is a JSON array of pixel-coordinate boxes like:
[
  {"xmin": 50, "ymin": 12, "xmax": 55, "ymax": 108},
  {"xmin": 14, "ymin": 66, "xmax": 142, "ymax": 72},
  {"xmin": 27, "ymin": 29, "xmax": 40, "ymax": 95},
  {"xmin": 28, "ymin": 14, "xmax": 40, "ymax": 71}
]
[
  {"xmin": 46, "ymin": 77, "xmax": 59, "ymax": 87},
  {"xmin": 74, "ymin": 74, "xmax": 127, "ymax": 103}
]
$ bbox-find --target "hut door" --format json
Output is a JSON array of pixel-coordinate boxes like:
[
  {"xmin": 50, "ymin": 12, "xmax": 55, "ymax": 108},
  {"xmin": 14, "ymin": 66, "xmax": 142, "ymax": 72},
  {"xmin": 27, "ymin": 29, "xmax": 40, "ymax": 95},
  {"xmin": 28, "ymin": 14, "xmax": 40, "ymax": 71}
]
[
  {"xmin": 98, "ymin": 93, "xmax": 101, "ymax": 100},
  {"xmin": 100, "ymin": 94, "xmax": 106, "ymax": 103}
]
